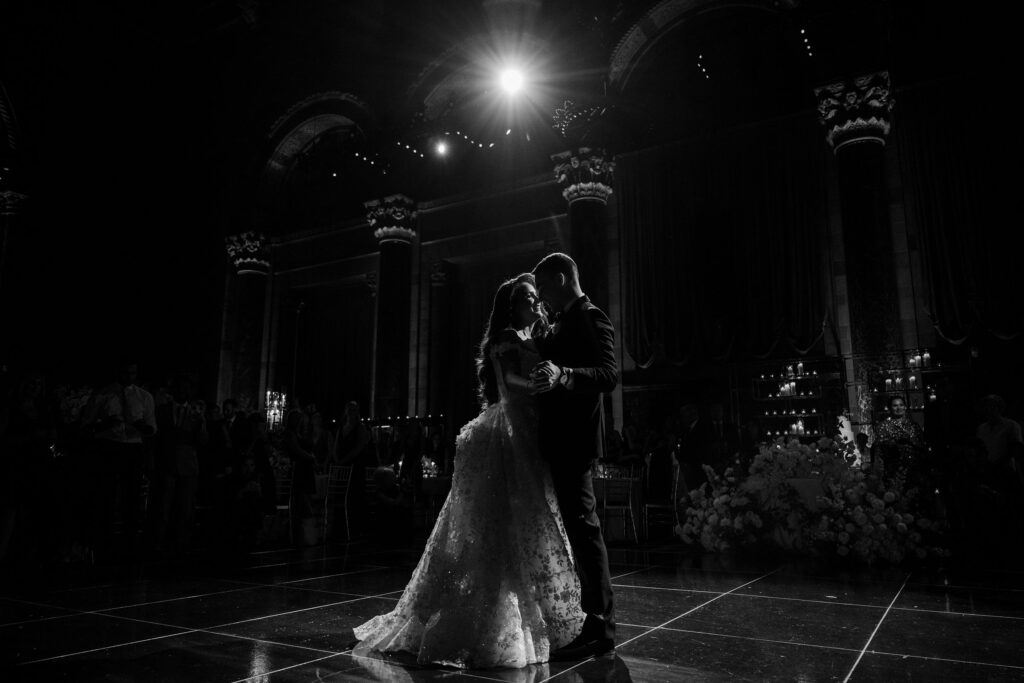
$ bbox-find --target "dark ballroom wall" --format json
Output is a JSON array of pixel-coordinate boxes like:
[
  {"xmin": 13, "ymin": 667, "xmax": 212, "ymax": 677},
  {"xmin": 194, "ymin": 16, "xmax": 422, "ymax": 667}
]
[{"xmin": 211, "ymin": 0, "xmax": 1024, "ymax": 437}]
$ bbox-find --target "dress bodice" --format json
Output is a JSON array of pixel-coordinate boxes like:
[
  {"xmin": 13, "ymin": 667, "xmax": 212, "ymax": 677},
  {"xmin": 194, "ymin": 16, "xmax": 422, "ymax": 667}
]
[{"xmin": 490, "ymin": 329, "xmax": 540, "ymax": 405}]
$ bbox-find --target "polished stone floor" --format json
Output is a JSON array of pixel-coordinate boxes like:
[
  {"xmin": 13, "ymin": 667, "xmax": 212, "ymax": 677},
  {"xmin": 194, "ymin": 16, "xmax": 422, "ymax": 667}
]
[{"xmin": 2, "ymin": 541, "xmax": 1023, "ymax": 682}]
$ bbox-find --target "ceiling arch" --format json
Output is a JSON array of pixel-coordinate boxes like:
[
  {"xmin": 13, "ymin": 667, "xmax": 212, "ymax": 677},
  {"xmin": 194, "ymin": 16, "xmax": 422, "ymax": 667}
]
[{"xmin": 607, "ymin": 0, "xmax": 780, "ymax": 92}]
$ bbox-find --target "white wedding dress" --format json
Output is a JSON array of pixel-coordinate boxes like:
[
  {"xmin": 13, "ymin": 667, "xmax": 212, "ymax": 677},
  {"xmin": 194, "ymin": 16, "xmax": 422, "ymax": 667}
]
[{"xmin": 353, "ymin": 329, "xmax": 584, "ymax": 669}]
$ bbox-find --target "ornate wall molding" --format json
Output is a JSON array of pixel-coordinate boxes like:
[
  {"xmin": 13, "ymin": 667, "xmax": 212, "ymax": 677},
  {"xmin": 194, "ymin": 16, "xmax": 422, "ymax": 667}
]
[
  {"xmin": 815, "ymin": 71, "xmax": 895, "ymax": 152},
  {"xmin": 366, "ymin": 194, "xmax": 418, "ymax": 244},
  {"xmin": 225, "ymin": 231, "xmax": 271, "ymax": 275},
  {"xmin": 552, "ymin": 148, "xmax": 615, "ymax": 204}
]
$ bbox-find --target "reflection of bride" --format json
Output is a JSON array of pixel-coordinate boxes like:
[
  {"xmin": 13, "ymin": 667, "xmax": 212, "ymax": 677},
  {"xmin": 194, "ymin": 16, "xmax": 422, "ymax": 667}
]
[
  {"xmin": 353, "ymin": 273, "xmax": 584, "ymax": 669},
  {"xmin": 348, "ymin": 650, "xmax": 633, "ymax": 683}
]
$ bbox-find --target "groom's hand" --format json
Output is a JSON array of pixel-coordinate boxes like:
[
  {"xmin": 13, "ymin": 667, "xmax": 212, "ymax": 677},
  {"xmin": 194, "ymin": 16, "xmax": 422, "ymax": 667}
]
[{"xmin": 530, "ymin": 361, "xmax": 561, "ymax": 393}]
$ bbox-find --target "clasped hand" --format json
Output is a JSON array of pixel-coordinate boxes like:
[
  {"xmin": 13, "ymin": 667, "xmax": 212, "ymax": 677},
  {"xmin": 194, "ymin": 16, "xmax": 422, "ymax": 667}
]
[{"xmin": 529, "ymin": 361, "xmax": 561, "ymax": 393}]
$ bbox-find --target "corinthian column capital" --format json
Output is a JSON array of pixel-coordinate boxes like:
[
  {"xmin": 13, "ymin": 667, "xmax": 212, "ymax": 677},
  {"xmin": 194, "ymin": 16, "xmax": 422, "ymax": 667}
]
[
  {"xmin": 365, "ymin": 194, "xmax": 417, "ymax": 245},
  {"xmin": 815, "ymin": 71, "xmax": 895, "ymax": 153},
  {"xmin": 225, "ymin": 231, "xmax": 271, "ymax": 276},
  {"xmin": 552, "ymin": 148, "xmax": 615, "ymax": 204}
]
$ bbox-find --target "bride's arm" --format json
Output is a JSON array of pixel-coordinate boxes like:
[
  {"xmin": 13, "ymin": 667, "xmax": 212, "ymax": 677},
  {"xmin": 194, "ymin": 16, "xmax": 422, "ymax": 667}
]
[{"xmin": 493, "ymin": 332, "xmax": 536, "ymax": 396}]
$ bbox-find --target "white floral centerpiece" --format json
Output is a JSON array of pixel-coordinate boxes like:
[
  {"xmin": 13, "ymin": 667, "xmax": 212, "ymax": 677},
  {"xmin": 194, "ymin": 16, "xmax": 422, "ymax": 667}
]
[{"xmin": 676, "ymin": 434, "xmax": 948, "ymax": 564}]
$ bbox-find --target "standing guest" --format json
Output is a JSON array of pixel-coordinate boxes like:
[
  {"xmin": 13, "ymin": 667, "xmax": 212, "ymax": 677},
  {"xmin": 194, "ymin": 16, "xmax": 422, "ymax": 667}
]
[
  {"xmin": 976, "ymin": 394, "xmax": 1024, "ymax": 475},
  {"xmin": 336, "ymin": 401, "xmax": 372, "ymax": 468},
  {"xmin": 282, "ymin": 410, "xmax": 317, "ymax": 545},
  {"xmin": 676, "ymin": 403, "xmax": 713, "ymax": 492},
  {"xmin": 201, "ymin": 402, "xmax": 232, "ymax": 514},
  {"xmin": 873, "ymin": 395, "xmax": 926, "ymax": 475},
  {"xmin": 80, "ymin": 360, "xmax": 157, "ymax": 562},
  {"xmin": 621, "ymin": 411, "xmax": 645, "ymax": 466},
  {"xmin": 0, "ymin": 370, "xmax": 57, "ymax": 567},
  {"xmin": 237, "ymin": 413, "xmax": 277, "ymax": 517},
  {"xmin": 152, "ymin": 375, "xmax": 206, "ymax": 557},
  {"xmin": 707, "ymin": 401, "xmax": 738, "ymax": 473},
  {"xmin": 736, "ymin": 418, "xmax": 763, "ymax": 472},
  {"xmin": 310, "ymin": 410, "xmax": 330, "ymax": 472}
]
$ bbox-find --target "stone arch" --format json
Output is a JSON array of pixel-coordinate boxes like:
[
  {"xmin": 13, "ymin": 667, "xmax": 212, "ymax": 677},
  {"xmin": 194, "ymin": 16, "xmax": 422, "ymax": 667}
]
[
  {"xmin": 260, "ymin": 91, "xmax": 375, "ymax": 197},
  {"xmin": 607, "ymin": 0, "xmax": 779, "ymax": 92}
]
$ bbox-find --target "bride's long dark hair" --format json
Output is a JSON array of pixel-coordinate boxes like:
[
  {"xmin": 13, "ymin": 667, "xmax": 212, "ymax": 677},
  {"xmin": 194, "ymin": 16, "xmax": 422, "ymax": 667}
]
[{"xmin": 476, "ymin": 273, "xmax": 545, "ymax": 407}]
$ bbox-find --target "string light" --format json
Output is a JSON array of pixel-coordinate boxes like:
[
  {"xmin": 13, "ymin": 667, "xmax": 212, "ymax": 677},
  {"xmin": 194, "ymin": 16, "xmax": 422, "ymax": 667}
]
[
  {"xmin": 696, "ymin": 53, "xmax": 710, "ymax": 79},
  {"xmin": 801, "ymin": 28, "xmax": 815, "ymax": 57}
]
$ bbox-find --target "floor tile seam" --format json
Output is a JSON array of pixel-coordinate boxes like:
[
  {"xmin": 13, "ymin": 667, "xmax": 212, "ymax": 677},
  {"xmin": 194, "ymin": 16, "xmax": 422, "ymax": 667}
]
[
  {"xmin": 64, "ymin": 592, "xmax": 388, "ymax": 639},
  {"xmin": 609, "ymin": 564, "xmax": 664, "ymax": 581},
  {"xmin": 0, "ymin": 611, "xmax": 83, "ymax": 628},
  {"xmin": 88, "ymin": 584, "xmax": 266, "ymax": 613},
  {"xmin": 50, "ymin": 582, "xmax": 116, "ymax": 594},
  {"xmin": 653, "ymin": 567, "xmax": 783, "ymax": 631},
  {"xmin": 243, "ymin": 553, "xmax": 357, "ymax": 570},
  {"xmin": 17, "ymin": 625, "xmax": 200, "ymax": 666},
  {"xmin": 615, "ymin": 621, "xmax": 863, "ymax": 654},
  {"xmin": 2, "ymin": 581, "xmax": 269, "ymax": 619},
  {"xmin": 906, "ymin": 580, "xmax": 1024, "ymax": 593},
  {"xmin": 228, "ymin": 650, "xmax": 349, "ymax": 683},
  {"xmin": 197, "ymin": 627, "xmax": 343, "ymax": 656},
  {"xmin": 612, "ymin": 582, "xmax": 888, "ymax": 610},
  {"xmin": 276, "ymin": 566, "xmax": 393, "ymax": 584},
  {"xmin": 890, "ymin": 605, "xmax": 1024, "ymax": 621},
  {"xmin": 206, "ymin": 588, "xmax": 410, "ymax": 630},
  {"xmin": 867, "ymin": 648, "xmax": 1024, "ymax": 670},
  {"xmin": 274, "ymin": 584, "xmax": 403, "ymax": 601},
  {"xmin": 841, "ymin": 572, "xmax": 911, "ymax": 683}
]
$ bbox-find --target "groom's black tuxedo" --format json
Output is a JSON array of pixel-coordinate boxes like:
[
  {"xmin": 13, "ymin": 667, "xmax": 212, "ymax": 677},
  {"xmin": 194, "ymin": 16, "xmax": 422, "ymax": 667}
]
[{"xmin": 535, "ymin": 294, "xmax": 618, "ymax": 641}]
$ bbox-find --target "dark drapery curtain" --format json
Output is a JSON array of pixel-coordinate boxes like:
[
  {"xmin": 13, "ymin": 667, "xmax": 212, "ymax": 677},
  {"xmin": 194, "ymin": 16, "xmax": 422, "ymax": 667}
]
[
  {"xmin": 618, "ymin": 112, "xmax": 830, "ymax": 368},
  {"xmin": 895, "ymin": 78, "xmax": 1024, "ymax": 344},
  {"xmin": 293, "ymin": 282, "xmax": 374, "ymax": 419}
]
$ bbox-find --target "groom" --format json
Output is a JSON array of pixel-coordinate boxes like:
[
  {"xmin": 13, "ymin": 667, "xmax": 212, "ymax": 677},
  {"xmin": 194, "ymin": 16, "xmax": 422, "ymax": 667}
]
[{"xmin": 530, "ymin": 252, "xmax": 617, "ymax": 660}]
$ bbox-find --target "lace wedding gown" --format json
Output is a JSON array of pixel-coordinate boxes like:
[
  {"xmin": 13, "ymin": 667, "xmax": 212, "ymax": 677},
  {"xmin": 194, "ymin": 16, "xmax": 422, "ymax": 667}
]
[{"xmin": 353, "ymin": 330, "xmax": 584, "ymax": 669}]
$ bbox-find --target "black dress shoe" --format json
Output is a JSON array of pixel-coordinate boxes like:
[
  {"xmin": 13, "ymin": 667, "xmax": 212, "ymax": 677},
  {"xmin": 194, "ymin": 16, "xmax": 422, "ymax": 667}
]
[{"xmin": 550, "ymin": 635, "xmax": 615, "ymax": 662}]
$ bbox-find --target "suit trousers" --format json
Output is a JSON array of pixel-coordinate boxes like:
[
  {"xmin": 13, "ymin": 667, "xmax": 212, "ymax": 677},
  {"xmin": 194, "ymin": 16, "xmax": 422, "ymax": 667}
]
[{"xmin": 550, "ymin": 463, "xmax": 615, "ymax": 640}]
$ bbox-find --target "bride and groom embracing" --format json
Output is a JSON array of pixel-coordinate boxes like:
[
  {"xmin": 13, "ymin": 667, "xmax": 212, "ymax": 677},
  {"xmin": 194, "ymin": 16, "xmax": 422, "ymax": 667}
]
[{"xmin": 353, "ymin": 252, "xmax": 618, "ymax": 669}]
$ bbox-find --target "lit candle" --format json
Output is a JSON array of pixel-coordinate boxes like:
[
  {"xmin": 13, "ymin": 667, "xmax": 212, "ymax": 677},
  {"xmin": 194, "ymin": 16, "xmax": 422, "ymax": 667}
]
[
  {"xmin": 797, "ymin": 361, "xmax": 804, "ymax": 376},
  {"xmin": 908, "ymin": 356, "xmax": 917, "ymax": 368},
  {"xmin": 922, "ymin": 351, "xmax": 931, "ymax": 367},
  {"xmin": 894, "ymin": 376, "xmax": 902, "ymax": 388},
  {"xmin": 909, "ymin": 375, "xmax": 917, "ymax": 389},
  {"xmin": 885, "ymin": 378, "xmax": 893, "ymax": 390}
]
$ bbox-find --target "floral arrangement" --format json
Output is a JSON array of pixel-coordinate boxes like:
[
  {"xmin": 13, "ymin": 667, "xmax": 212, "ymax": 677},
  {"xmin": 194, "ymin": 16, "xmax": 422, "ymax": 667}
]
[
  {"xmin": 677, "ymin": 435, "xmax": 948, "ymax": 564},
  {"xmin": 811, "ymin": 464, "xmax": 947, "ymax": 563},
  {"xmin": 678, "ymin": 465, "xmax": 763, "ymax": 553}
]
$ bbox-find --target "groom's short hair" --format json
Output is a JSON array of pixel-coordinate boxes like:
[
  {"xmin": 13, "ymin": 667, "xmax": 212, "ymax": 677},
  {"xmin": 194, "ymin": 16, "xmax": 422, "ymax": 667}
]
[{"xmin": 533, "ymin": 252, "xmax": 579, "ymax": 284}]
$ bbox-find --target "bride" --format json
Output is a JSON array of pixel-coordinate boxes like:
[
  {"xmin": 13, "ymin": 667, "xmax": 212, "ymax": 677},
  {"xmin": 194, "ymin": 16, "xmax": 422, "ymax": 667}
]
[{"xmin": 352, "ymin": 273, "xmax": 584, "ymax": 669}]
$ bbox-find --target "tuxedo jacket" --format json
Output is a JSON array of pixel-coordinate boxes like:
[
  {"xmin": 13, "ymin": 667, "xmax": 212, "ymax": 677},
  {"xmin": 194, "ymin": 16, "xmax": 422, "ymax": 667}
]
[{"xmin": 535, "ymin": 295, "xmax": 619, "ymax": 472}]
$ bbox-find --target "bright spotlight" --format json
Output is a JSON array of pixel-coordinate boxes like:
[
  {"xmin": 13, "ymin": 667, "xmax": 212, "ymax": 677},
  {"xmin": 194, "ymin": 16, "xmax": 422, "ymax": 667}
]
[
  {"xmin": 499, "ymin": 68, "xmax": 524, "ymax": 95},
  {"xmin": 436, "ymin": 141, "xmax": 448, "ymax": 156}
]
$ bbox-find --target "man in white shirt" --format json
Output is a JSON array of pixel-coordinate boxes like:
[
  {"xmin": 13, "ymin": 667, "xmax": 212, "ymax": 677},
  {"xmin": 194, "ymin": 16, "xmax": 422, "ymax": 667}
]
[{"xmin": 81, "ymin": 361, "xmax": 157, "ymax": 561}]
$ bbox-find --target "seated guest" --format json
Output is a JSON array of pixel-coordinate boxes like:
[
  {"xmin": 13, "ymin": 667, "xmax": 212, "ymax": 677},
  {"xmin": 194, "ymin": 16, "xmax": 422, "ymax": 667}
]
[{"xmin": 371, "ymin": 466, "xmax": 413, "ymax": 545}]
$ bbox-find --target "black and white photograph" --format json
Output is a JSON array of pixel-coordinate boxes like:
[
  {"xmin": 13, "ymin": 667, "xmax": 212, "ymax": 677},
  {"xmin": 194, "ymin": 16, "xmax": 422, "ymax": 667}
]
[{"xmin": 1, "ymin": 1, "xmax": 1022, "ymax": 681}]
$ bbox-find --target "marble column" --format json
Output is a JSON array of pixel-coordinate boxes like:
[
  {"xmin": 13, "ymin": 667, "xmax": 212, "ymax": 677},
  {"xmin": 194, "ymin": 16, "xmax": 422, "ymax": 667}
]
[
  {"xmin": 366, "ymin": 194, "xmax": 416, "ymax": 419},
  {"xmin": 551, "ymin": 147, "xmax": 615, "ymax": 312},
  {"xmin": 815, "ymin": 71, "xmax": 897, "ymax": 426},
  {"xmin": 218, "ymin": 231, "xmax": 271, "ymax": 412}
]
